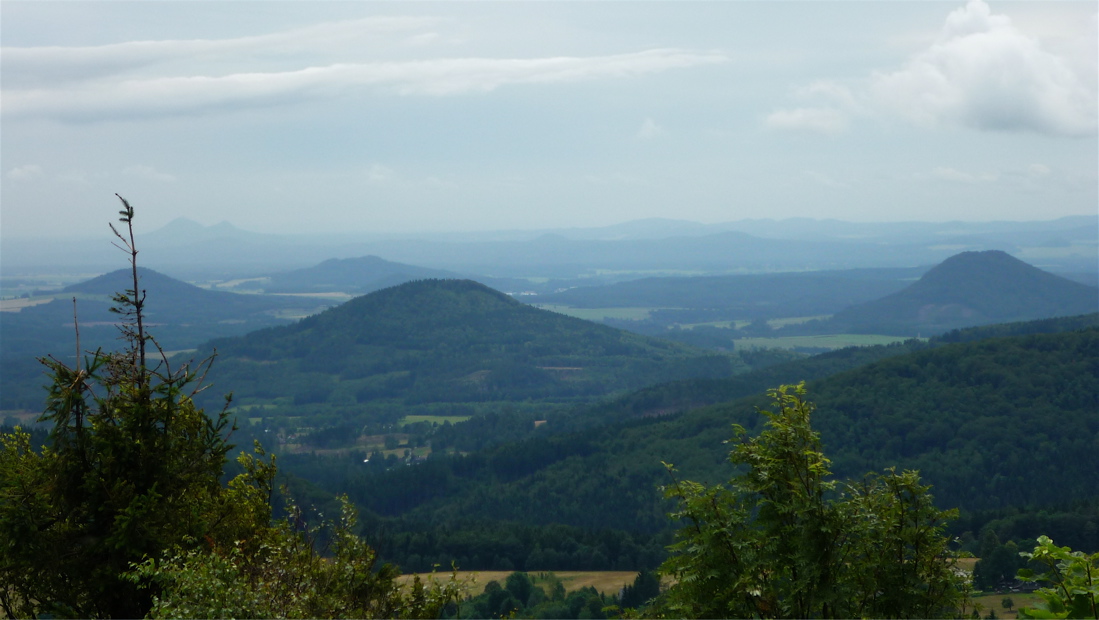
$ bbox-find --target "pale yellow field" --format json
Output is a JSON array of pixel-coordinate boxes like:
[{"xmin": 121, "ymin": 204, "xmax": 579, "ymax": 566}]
[
  {"xmin": 0, "ymin": 297, "xmax": 54, "ymax": 312},
  {"xmin": 970, "ymin": 592, "xmax": 1040, "ymax": 619},
  {"xmin": 398, "ymin": 570, "xmax": 639, "ymax": 598}
]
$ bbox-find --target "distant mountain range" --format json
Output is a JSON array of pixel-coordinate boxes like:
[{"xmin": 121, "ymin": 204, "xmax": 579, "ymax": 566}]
[
  {"xmin": 4, "ymin": 215, "xmax": 1094, "ymax": 281},
  {"xmin": 827, "ymin": 250, "xmax": 1099, "ymax": 335}
]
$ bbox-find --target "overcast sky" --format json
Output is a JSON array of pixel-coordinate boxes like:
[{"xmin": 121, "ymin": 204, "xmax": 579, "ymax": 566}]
[{"xmin": 2, "ymin": 1, "xmax": 1096, "ymax": 238}]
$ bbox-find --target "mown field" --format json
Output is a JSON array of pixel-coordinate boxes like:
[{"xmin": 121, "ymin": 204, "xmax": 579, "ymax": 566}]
[
  {"xmin": 399, "ymin": 570, "xmax": 640, "ymax": 598},
  {"xmin": 970, "ymin": 592, "xmax": 1040, "ymax": 619},
  {"xmin": 401, "ymin": 566, "xmax": 1042, "ymax": 617}
]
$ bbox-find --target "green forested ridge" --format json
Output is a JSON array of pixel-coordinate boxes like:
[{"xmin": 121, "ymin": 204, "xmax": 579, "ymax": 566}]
[
  {"xmin": 283, "ymin": 320, "xmax": 1097, "ymax": 571},
  {"xmin": 0, "ymin": 267, "xmax": 318, "ymax": 410},
  {"xmin": 189, "ymin": 279, "xmax": 736, "ymax": 413},
  {"xmin": 809, "ymin": 328, "xmax": 1099, "ymax": 511}
]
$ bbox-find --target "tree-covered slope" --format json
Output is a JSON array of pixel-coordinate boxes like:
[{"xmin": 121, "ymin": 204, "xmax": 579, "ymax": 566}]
[
  {"xmin": 195, "ymin": 279, "xmax": 733, "ymax": 409},
  {"xmin": 812, "ymin": 328, "xmax": 1099, "ymax": 509},
  {"xmin": 830, "ymin": 251, "xmax": 1098, "ymax": 335},
  {"xmin": 319, "ymin": 320, "xmax": 1098, "ymax": 540}
]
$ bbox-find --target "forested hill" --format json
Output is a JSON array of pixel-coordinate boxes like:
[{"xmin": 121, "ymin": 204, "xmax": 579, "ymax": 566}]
[
  {"xmin": 195, "ymin": 279, "xmax": 733, "ymax": 409},
  {"xmin": 830, "ymin": 250, "xmax": 1098, "ymax": 335},
  {"xmin": 1, "ymin": 268, "xmax": 312, "ymax": 410},
  {"xmin": 63, "ymin": 267, "xmax": 304, "ymax": 322},
  {"xmin": 544, "ymin": 312, "xmax": 1099, "ymax": 433},
  {"xmin": 256, "ymin": 255, "xmax": 460, "ymax": 294},
  {"xmin": 307, "ymin": 320, "xmax": 1098, "ymax": 570}
]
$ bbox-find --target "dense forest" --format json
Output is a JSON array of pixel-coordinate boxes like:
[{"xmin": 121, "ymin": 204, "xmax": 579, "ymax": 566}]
[{"xmin": 265, "ymin": 315, "xmax": 1098, "ymax": 572}]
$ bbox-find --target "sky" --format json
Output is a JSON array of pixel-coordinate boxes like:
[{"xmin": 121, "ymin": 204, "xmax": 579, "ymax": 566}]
[{"xmin": 2, "ymin": 1, "xmax": 1096, "ymax": 238}]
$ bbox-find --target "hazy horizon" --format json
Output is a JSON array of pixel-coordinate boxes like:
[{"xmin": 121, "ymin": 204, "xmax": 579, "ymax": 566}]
[
  {"xmin": 3, "ymin": 212, "xmax": 1098, "ymax": 244},
  {"xmin": 3, "ymin": 1, "xmax": 1096, "ymax": 240}
]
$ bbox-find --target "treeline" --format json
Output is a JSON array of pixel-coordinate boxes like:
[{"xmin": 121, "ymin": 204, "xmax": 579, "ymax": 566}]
[
  {"xmin": 446, "ymin": 571, "xmax": 661, "ymax": 619},
  {"xmin": 366, "ymin": 520, "xmax": 669, "ymax": 574}
]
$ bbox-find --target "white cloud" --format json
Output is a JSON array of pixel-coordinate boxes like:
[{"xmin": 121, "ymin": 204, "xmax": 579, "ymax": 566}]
[
  {"xmin": 365, "ymin": 164, "xmax": 395, "ymax": 184},
  {"xmin": 1027, "ymin": 163, "xmax": 1051, "ymax": 177},
  {"xmin": 0, "ymin": 17, "xmax": 442, "ymax": 88},
  {"xmin": 3, "ymin": 34, "xmax": 729, "ymax": 122},
  {"xmin": 795, "ymin": 81, "xmax": 860, "ymax": 111},
  {"xmin": 123, "ymin": 165, "xmax": 176, "ymax": 182},
  {"xmin": 805, "ymin": 171, "xmax": 849, "ymax": 189},
  {"xmin": 6, "ymin": 164, "xmax": 44, "ymax": 180},
  {"xmin": 765, "ymin": 108, "xmax": 848, "ymax": 136},
  {"xmin": 929, "ymin": 166, "xmax": 999, "ymax": 183},
  {"xmin": 636, "ymin": 117, "xmax": 666, "ymax": 140},
  {"xmin": 405, "ymin": 33, "xmax": 442, "ymax": 47},
  {"xmin": 870, "ymin": 0, "xmax": 1097, "ymax": 136}
]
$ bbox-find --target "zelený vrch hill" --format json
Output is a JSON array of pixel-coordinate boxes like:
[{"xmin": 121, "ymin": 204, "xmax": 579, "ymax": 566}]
[
  {"xmin": 829, "ymin": 250, "xmax": 1098, "ymax": 335},
  {"xmin": 191, "ymin": 279, "xmax": 734, "ymax": 412}
]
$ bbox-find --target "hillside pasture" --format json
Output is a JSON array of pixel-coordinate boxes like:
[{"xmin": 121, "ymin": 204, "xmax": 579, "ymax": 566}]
[
  {"xmin": 0, "ymin": 297, "xmax": 55, "ymax": 312},
  {"xmin": 970, "ymin": 592, "xmax": 1040, "ymax": 619}
]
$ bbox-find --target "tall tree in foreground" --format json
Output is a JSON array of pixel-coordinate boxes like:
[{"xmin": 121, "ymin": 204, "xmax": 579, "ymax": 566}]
[
  {"xmin": 0, "ymin": 196, "xmax": 458, "ymax": 619},
  {"xmin": 656, "ymin": 383, "xmax": 969, "ymax": 619}
]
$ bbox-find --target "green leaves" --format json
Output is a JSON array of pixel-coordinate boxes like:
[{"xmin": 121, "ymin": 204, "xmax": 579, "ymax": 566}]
[
  {"xmin": 1017, "ymin": 536, "xmax": 1099, "ymax": 619},
  {"xmin": 130, "ymin": 495, "xmax": 462, "ymax": 619},
  {"xmin": 657, "ymin": 383, "xmax": 969, "ymax": 618}
]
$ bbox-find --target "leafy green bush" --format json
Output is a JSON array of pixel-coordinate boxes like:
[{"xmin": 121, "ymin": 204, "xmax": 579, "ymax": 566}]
[
  {"xmin": 1017, "ymin": 536, "xmax": 1098, "ymax": 619},
  {"xmin": 657, "ymin": 383, "xmax": 970, "ymax": 618}
]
